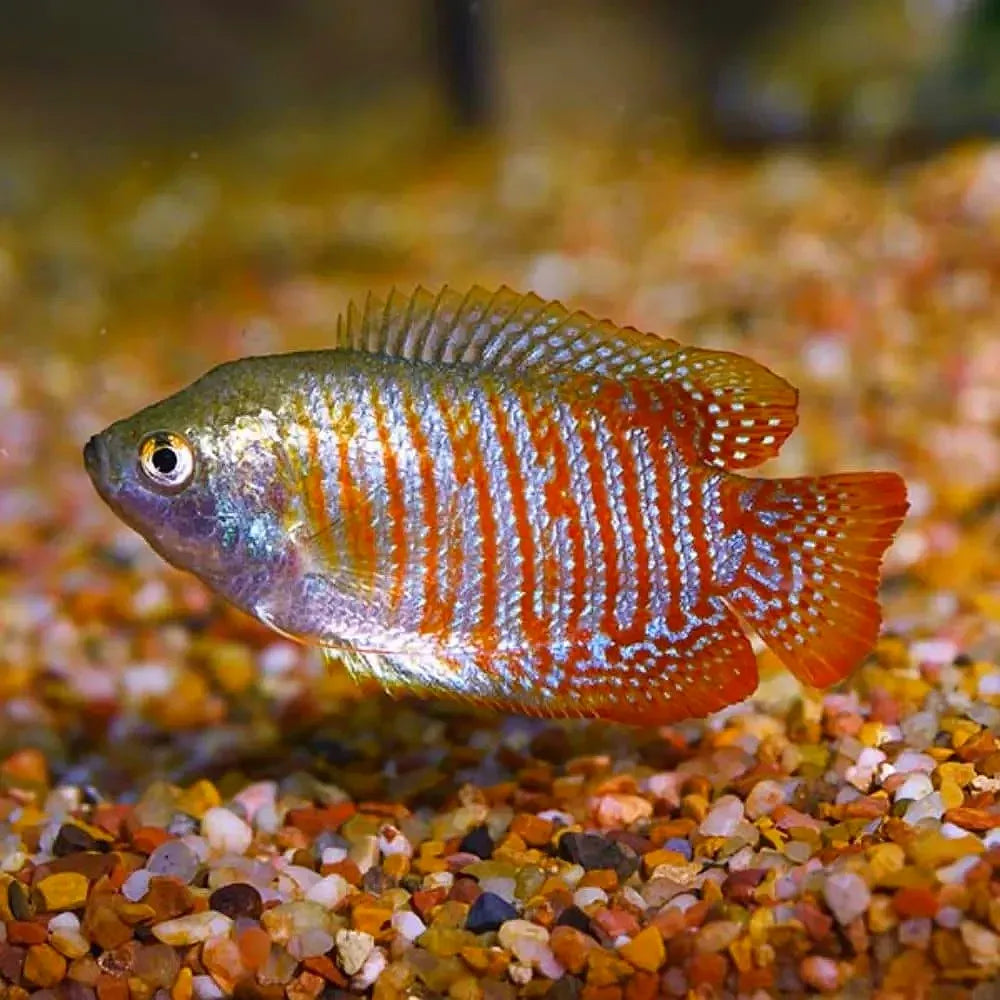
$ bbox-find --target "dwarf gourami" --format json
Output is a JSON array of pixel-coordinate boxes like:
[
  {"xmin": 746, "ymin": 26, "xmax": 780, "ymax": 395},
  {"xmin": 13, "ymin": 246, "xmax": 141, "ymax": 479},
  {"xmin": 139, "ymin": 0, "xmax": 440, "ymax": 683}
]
[{"xmin": 84, "ymin": 286, "xmax": 908, "ymax": 725}]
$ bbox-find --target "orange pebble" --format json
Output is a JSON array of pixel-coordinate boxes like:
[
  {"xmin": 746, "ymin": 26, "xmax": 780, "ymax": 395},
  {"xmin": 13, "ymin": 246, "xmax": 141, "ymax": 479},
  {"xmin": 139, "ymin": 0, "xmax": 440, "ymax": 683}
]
[
  {"xmin": 624, "ymin": 971, "xmax": 659, "ymax": 1000},
  {"xmin": 7, "ymin": 921, "xmax": 48, "ymax": 945},
  {"xmin": 893, "ymin": 887, "xmax": 940, "ymax": 919},
  {"xmin": 578, "ymin": 870, "xmax": 618, "ymax": 891},
  {"xmin": 688, "ymin": 952, "xmax": 728, "ymax": 989},
  {"xmin": 1, "ymin": 748, "xmax": 49, "ymax": 785},
  {"xmin": 237, "ymin": 926, "xmax": 272, "ymax": 970},
  {"xmin": 509, "ymin": 814, "xmax": 554, "ymax": 847},
  {"xmin": 131, "ymin": 827, "xmax": 172, "ymax": 853},
  {"xmin": 95, "ymin": 976, "xmax": 130, "ymax": 1000}
]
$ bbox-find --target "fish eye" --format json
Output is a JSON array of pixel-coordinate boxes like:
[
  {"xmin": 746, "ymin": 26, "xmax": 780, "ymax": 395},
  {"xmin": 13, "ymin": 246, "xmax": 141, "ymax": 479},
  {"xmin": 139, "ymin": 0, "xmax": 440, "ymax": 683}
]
[{"xmin": 138, "ymin": 431, "xmax": 195, "ymax": 491}]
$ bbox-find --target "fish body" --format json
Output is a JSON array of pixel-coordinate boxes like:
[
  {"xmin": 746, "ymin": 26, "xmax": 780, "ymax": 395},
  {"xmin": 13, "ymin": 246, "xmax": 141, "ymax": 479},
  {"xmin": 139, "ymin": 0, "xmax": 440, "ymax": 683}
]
[{"xmin": 84, "ymin": 286, "xmax": 908, "ymax": 724}]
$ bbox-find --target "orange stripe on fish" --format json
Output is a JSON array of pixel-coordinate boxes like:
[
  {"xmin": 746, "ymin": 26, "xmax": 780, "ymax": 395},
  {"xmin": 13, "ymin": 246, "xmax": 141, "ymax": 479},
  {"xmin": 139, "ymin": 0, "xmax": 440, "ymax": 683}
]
[
  {"xmin": 370, "ymin": 387, "xmax": 408, "ymax": 614},
  {"xmin": 484, "ymin": 390, "xmax": 537, "ymax": 640},
  {"xmin": 573, "ymin": 407, "xmax": 620, "ymax": 641},
  {"xmin": 517, "ymin": 388, "xmax": 578, "ymax": 640},
  {"xmin": 336, "ymin": 401, "xmax": 377, "ymax": 581},
  {"xmin": 402, "ymin": 384, "xmax": 443, "ymax": 635},
  {"xmin": 301, "ymin": 421, "xmax": 337, "ymax": 563},
  {"xmin": 439, "ymin": 397, "xmax": 499, "ymax": 643}
]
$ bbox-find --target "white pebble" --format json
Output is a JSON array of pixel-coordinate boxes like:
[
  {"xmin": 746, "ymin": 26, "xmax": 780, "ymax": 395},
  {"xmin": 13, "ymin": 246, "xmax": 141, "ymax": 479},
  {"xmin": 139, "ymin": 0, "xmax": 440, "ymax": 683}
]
[
  {"xmin": 391, "ymin": 911, "xmax": 427, "ymax": 940},
  {"xmin": 900, "ymin": 714, "xmax": 939, "ymax": 749},
  {"xmin": 255, "ymin": 803, "xmax": 281, "ymax": 835},
  {"xmin": 498, "ymin": 919, "xmax": 549, "ymax": 965},
  {"xmin": 533, "ymin": 945, "xmax": 564, "ymax": 977},
  {"xmin": 321, "ymin": 846, "xmax": 348, "ymax": 865},
  {"xmin": 377, "ymin": 825, "xmax": 413, "ymax": 857},
  {"xmin": 279, "ymin": 864, "xmax": 321, "ymax": 896},
  {"xmin": 903, "ymin": 792, "xmax": 944, "ymax": 825},
  {"xmin": 122, "ymin": 869, "xmax": 152, "ymax": 902},
  {"xmin": 288, "ymin": 928, "xmax": 335, "ymax": 960},
  {"xmin": 666, "ymin": 894, "xmax": 699, "ymax": 912},
  {"xmin": 979, "ymin": 671, "xmax": 1000, "ymax": 697},
  {"xmin": 305, "ymin": 874, "xmax": 351, "ymax": 909},
  {"xmin": 895, "ymin": 773, "xmax": 934, "ymax": 802},
  {"xmin": 260, "ymin": 642, "xmax": 299, "ymax": 675},
  {"xmin": 509, "ymin": 962, "xmax": 534, "ymax": 986},
  {"xmin": 192, "ymin": 974, "xmax": 226, "ymax": 1000},
  {"xmin": 47, "ymin": 912, "xmax": 80, "ymax": 932},
  {"xmin": 823, "ymin": 872, "xmax": 871, "ymax": 925},
  {"xmin": 348, "ymin": 835, "xmax": 379, "ymax": 874},
  {"xmin": 201, "ymin": 807, "xmax": 253, "ymax": 855},
  {"xmin": 940, "ymin": 822, "xmax": 973, "ymax": 840},
  {"xmin": 938, "ymin": 855, "xmax": 980, "ymax": 885},
  {"xmin": 153, "ymin": 911, "xmax": 233, "ymax": 946},
  {"xmin": 745, "ymin": 780, "xmax": 786, "ymax": 819},
  {"xmin": 352, "ymin": 947, "xmax": 387, "ymax": 990},
  {"xmin": 572, "ymin": 887, "xmax": 608, "ymax": 908},
  {"xmin": 423, "ymin": 870, "xmax": 454, "ymax": 892},
  {"xmin": 48, "ymin": 912, "xmax": 89, "ymax": 960},
  {"xmin": 845, "ymin": 748, "xmax": 886, "ymax": 791},
  {"xmin": 911, "ymin": 639, "xmax": 957, "ymax": 666},
  {"xmin": 961, "ymin": 920, "xmax": 1000, "ymax": 968},
  {"xmin": 936, "ymin": 906, "xmax": 964, "ymax": 929},
  {"xmin": 335, "ymin": 928, "xmax": 375, "ymax": 975},
  {"xmin": 480, "ymin": 877, "xmax": 517, "ymax": 902},
  {"xmin": 894, "ymin": 750, "xmax": 936, "ymax": 774},
  {"xmin": 699, "ymin": 795, "xmax": 745, "ymax": 837}
]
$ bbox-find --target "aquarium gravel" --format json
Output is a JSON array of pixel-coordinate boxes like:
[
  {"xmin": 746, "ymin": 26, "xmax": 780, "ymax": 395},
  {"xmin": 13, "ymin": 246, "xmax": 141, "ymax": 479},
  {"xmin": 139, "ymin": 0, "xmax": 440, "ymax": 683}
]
[{"xmin": 1, "ymin": 137, "xmax": 1000, "ymax": 999}]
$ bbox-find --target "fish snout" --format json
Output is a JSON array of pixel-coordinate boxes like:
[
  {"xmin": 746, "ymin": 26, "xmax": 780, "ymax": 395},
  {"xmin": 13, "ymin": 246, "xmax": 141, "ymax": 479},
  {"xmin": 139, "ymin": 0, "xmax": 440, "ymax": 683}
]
[{"xmin": 83, "ymin": 434, "xmax": 109, "ymax": 483}]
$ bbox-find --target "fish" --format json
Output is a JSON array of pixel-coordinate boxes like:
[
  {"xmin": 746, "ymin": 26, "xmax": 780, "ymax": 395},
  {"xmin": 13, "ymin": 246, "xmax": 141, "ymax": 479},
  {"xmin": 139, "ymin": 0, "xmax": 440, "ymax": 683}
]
[{"xmin": 84, "ymin": 285, "xmax": 909, "ymax": 725}]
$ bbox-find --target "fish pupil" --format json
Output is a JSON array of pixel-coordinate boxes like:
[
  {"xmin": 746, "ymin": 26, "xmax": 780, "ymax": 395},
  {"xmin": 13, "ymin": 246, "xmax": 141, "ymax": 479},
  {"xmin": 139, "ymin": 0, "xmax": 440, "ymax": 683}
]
[{"xmin": 152, "ymin": 446, "xmax": 178, "ymax": 476}]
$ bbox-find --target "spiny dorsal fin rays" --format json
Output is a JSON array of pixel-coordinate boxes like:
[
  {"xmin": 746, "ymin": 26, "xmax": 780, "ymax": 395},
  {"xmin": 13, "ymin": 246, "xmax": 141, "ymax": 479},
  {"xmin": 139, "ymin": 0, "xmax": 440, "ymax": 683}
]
[{"xmin": 334, "ymin": 284, "xmax": 800, "ymax": 470}]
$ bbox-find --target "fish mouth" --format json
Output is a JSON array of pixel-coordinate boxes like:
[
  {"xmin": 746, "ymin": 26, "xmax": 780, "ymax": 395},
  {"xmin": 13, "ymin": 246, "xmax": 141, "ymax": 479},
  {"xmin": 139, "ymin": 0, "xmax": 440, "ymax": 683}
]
[{"xmin": 83, "ymin": 434, "xmax": 112, "ymax": 494}]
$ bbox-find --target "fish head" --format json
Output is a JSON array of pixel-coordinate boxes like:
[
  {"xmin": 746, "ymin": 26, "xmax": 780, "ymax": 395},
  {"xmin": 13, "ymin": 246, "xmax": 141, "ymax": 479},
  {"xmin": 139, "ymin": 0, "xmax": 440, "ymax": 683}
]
[{"xmin": 83, "ymin": 361, "xmax": 295, "ymax": 603}]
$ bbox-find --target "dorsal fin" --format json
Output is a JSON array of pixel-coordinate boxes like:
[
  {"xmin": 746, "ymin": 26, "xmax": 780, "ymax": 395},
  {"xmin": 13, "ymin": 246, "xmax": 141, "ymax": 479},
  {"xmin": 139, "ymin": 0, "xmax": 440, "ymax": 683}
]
[{"xmin": 334, "ymin": 284, "xmax": 799, "ymax": 470}]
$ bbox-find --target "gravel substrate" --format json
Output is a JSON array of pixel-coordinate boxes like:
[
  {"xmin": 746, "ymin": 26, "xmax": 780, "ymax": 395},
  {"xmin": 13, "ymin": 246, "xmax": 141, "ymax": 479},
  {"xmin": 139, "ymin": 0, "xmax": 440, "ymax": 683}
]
[{"xmin": 2, "ymin": 135, "xmax": 1000, "ymax": 998}]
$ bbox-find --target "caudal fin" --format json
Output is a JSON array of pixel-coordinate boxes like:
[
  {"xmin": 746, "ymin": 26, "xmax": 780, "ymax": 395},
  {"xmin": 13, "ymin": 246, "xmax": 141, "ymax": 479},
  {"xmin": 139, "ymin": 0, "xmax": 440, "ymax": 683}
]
[{"xmin": 722, "ymin": 471, "xmax": 908, "ymax": 688}]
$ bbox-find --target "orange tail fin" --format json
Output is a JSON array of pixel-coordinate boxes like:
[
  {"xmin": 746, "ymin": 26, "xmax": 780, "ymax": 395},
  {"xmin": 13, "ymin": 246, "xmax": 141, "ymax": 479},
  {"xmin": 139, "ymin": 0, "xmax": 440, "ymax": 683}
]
[{"xmin": 720, "ymin": 471, "xmax": 908, "ymax": 688}]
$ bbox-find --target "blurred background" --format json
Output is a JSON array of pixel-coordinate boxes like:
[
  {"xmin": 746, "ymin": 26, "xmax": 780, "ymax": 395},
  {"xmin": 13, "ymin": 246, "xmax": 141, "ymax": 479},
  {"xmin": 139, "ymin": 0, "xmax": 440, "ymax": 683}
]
[{"xmin": 2, "ymin": 0, "xmax": 1000, "ymax": 153}]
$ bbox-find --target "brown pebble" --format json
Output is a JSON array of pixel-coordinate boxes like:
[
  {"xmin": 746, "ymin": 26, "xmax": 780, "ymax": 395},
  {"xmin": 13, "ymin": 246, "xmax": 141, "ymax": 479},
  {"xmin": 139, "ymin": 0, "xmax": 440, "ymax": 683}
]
[
  {"xmin": 302, "ymin": 954, "xmax": 349, "ymax": 987},
  {"xmin": 208, "ymin": 882, "xmax": 263, "ymax": 920},
  {"xmin": 723, "ymin": 868, "xmax": 766, "ymax": 903},
  {"xmin": 795, "ymin": 901, "xmax": 834, "ymax": 942},
  {"xmin": 0, "ymin": 943, "xmax": 26, "ymax": 983},
  {"xmin": 449, "ymin": 876, "xmax": 482, "ymax": 905},
  {"xmin": 144, "ymin": 877, "xmax": 194, "ymax": 921}
]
